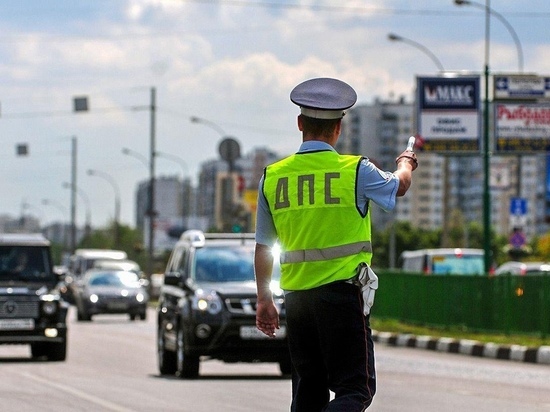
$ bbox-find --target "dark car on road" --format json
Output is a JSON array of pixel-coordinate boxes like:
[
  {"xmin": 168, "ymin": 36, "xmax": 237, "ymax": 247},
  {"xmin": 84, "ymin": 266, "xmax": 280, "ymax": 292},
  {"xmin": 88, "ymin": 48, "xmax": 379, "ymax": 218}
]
[
  {"xmin": 73, "ymin": 269, "xmax": 149, "ymax": 321},
  {"xmin": 157, "ymin": 230, "xmax": 289, "ymax": 379},
  {"xmin": 0, "ymin": 233, "xmax": 68, "ymax": 361}
]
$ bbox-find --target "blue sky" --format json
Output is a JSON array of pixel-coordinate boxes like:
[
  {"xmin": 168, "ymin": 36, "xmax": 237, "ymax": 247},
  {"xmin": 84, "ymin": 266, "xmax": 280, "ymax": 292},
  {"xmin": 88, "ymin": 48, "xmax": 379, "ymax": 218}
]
[{"xmin": 1, "ymin": 0, "xmax": 549, "ymax": 227}]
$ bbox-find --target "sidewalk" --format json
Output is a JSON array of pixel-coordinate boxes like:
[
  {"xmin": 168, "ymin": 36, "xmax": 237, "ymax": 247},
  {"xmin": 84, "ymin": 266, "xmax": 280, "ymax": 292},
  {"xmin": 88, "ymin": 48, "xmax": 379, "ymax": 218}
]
[{"xmin": 372, "ymin": 330, "xmax": 550, "ymax": 365}]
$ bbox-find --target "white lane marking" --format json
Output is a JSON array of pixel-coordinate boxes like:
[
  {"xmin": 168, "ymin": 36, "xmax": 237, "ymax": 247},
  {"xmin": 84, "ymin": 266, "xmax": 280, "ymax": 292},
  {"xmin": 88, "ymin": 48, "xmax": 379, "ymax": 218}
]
[{"xmin": 21, "ymin": 372, "xmax": 135, "ymax": 412}]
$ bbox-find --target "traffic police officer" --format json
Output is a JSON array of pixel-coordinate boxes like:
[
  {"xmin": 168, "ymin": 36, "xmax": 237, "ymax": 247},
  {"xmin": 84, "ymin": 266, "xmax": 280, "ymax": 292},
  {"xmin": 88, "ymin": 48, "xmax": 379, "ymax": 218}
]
[{"xmin": 254, "ymin": 77, "xmax": 417, "ymax": 411}]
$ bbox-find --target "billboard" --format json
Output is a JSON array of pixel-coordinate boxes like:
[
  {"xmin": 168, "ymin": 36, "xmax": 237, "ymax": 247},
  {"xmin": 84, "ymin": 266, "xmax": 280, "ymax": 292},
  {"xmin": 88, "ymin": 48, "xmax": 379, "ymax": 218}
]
[
  {"xmin": 494, "ymin": 103, "xmax": 550, "ymax": 152},
  {"xmin": 416, "ymin": 76, "xmax": 481, "ymax": 152}
]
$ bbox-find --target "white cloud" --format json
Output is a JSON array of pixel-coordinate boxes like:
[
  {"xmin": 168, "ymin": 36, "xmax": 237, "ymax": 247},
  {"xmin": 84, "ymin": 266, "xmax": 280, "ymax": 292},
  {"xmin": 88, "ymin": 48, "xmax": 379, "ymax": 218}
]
[{"xmin": 0, "ymin": 0, "xmax": 548, "ymax": 227}]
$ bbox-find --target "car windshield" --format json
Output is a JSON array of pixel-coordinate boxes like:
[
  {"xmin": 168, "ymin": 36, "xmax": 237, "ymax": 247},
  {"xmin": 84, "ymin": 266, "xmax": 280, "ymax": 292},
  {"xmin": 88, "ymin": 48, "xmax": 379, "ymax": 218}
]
[
  {"xmin": 431, "ymin": 255, "xmax": 485, "ymax": 275},
  {"xmin": 193, "ymin": 245, "xmax": 259, "ymax": 283},
  {"xmin": 88, "ymin": 271, "xmax": 140, "ymax": 287},
  {"xmin": 0, "ymin": 245, "xmax": 54, "ymax": 283},
  {"xmin": 94, "ymin": 260, "xmax": 141, "ymax": 274}
]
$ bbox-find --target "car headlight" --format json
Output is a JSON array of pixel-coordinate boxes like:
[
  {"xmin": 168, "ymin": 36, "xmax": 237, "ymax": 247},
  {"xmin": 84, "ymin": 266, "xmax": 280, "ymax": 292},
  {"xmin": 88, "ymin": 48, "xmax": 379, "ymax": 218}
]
[
  {"xmin": 192, "ymin": 289, "xmax": 223, "ymax": 315},
  {"xmin": 89, "ymin": 294, "xmax": 99, "ymax": 303},
  {"xmin": 40, "ymin": 294, "xmax": 59, "ymax": 316},
  {"xmin": 40, "ymin": 293, "xmax": 59, "ymax": 302},
  {"xmin": 42, "ymin": 301, "xmax": 58, "ymax": 316},
  {"xmin": 136, "ymin": 293, "xmax": 145, "ymax": 303}
]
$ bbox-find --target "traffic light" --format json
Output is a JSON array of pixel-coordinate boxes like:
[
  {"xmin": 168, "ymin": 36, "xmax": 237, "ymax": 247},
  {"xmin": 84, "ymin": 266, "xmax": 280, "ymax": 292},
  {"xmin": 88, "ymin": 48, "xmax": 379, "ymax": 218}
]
[{"xmin": 229, "ymin": 203, "xmax": 251, "ymax": 233}]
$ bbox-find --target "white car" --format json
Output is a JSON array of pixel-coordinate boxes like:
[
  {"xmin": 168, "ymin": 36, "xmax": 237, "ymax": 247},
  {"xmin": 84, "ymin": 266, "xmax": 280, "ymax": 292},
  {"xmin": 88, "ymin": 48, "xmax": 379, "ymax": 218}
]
[{"xmin": 495, "ymin": 261, "xmax": 550, "ymax": 276}]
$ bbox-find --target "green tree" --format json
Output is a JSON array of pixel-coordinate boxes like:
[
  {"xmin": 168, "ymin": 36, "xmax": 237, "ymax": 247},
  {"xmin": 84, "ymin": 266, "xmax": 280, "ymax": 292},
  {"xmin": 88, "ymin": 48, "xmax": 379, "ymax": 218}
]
[
  {"xmin": 372, "ymin": 221, "xmax": 440, "ymax": 268},
  {"xmin": 372, "ymin": 220, "xmax": 509, "ymax": 270}
]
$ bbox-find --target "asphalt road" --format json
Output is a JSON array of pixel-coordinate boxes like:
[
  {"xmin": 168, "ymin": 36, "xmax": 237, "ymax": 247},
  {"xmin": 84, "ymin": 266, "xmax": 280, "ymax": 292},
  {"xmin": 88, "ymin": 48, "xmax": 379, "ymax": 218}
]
[{"xmin": 1, "ymin": 306, "xmax": 549, "ymax": 412}]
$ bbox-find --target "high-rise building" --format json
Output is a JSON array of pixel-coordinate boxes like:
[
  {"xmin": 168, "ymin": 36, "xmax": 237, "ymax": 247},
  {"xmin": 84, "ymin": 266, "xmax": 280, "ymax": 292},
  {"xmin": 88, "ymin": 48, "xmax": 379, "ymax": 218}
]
[
  {"xmin": 196, "ymin": 147, "xmax": 280, "ymax": 231},
  {"xmin": 338, "ymin": 98, "xmax": 549, "ymax": 240},
  {"xmin": 135, "ymin": 175, "xmax": 193, "ymax": 229},
  {"xmin": 337, "ymin": 97, "xmax": 414, "ymax": 230},
  {"xmin": 135, "ymin": 175, "xmax": 195, "ymax": 250}
]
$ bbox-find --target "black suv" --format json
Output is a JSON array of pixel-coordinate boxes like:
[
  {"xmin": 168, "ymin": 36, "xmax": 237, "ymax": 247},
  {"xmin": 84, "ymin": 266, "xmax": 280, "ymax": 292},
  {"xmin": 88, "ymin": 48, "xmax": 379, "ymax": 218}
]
[
  {"xmin": 157, "ymin": 231, "xmax": 289, "ymax": 378},
  {"xmin": 0, "ymin": 233, "xmax": 68, "ymax": 361}
]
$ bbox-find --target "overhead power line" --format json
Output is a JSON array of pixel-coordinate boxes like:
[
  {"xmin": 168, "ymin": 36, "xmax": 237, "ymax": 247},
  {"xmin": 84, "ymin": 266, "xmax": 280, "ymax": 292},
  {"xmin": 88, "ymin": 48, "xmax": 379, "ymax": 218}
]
[{"xmin": 178, "ymin": 0, "xmax": 550, "ymax": 18}]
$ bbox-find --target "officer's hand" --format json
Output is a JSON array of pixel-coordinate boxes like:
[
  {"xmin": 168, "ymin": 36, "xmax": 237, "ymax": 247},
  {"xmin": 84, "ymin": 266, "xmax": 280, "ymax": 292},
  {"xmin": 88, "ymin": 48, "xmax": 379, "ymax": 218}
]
[
  {"xmin": 256, "ymin": 298, "xmax": 280, "ymax": 338},
  {"xmin": 395, "ymin": 150, "xmax": 418, "ymax": 171}
]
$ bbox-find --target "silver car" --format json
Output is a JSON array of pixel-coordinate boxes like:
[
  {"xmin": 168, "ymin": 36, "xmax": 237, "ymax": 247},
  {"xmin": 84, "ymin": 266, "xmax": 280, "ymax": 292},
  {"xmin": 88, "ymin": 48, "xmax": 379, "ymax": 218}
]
[{"xmin": 74, "ymin": 269, "xmax": 149, "ymax": 321}]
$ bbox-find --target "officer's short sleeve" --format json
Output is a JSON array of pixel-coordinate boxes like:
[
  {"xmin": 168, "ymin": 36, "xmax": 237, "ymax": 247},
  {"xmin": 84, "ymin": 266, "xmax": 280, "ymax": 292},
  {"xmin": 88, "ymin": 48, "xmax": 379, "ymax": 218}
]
[
  {"xmin": 255, "ymin": 175, "xmax": 278, "ymax": 246},
  {"xmin": 357, "ymin": 159, "xmax": 400, "ymax": 212}
]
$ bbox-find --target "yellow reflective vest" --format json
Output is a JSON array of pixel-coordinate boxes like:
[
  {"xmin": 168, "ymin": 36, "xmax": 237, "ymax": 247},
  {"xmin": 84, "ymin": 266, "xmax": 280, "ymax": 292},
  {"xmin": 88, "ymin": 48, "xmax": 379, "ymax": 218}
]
[{"xmin": 263, "ymin": 150, "xmax": 372, "ymax": 290}]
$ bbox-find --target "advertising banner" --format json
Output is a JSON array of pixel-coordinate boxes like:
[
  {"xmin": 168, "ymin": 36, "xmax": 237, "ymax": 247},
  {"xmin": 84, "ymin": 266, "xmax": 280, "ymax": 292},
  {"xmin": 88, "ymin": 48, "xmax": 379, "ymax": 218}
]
[
  {"xmin": 416, "ymin": 76, "xmax": 481, "ymax": 152},
  {"xmin": 494, "ymin": 103, "xmax": 550, "ymax": 152}
]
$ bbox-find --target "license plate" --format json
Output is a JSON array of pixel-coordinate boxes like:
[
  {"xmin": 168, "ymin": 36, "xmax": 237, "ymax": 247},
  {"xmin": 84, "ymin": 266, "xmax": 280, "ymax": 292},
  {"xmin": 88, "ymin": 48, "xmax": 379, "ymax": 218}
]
[
  {"xmin": 240, "ymin": 325, "xmax": 286, "ymax": 340},
  {"xmin": 0, "ymin": 318, "xmax": 34, "ymax": 331}
]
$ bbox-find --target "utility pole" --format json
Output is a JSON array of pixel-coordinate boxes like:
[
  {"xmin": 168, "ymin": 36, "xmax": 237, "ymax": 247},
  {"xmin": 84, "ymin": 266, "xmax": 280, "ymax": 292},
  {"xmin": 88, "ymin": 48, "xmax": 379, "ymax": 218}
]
[
  {"xmin": 148, "ymin": 87, "xmax": 156, "ymax": 277},
  {"xmin": 70, "ymin": 136, "xmax": 77, "ymax": 254}
]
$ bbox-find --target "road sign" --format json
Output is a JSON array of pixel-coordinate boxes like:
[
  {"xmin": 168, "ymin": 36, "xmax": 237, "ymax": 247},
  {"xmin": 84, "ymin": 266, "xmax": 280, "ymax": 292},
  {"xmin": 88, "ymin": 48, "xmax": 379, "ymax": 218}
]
[
  {"xmin": 219, "ymin": 137, "xmax": 241, "ymax": 162},
  {"xmin": 494, "ymin": 74, "xmax": 550, "ymax": 100},
  {"xmin": 510, "ymin": 197, "xmax": 527, "ymax": 216}
]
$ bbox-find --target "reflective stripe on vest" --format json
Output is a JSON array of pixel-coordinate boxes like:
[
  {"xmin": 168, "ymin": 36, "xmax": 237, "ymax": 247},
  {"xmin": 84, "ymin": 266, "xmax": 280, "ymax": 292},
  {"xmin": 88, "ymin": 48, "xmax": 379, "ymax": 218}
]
[{"xmin": 280, "ymin": 240, "xmax": 372, "ymax": 264}]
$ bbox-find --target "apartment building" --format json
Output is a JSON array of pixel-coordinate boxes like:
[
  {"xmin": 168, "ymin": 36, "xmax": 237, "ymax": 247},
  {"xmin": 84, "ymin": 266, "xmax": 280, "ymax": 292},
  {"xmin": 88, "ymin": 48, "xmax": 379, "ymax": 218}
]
[{"xmin": 338, "ymin": 97, "xmax": 549, "ymax": 239}]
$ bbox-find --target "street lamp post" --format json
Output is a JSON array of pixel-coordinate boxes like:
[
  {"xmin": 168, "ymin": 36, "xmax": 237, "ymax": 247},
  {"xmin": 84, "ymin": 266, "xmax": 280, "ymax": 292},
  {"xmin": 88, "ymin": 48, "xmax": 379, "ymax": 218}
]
[
  {"xmin": 128, "ymin": 87, "xmax": 156, "ymax": 277},
  {"xmin": 122, "ymin": 147, "xmax": 149, "ymax": 224},
  {"xmin": 387, "ymin": 34, "xmax": 455, "ymax": 260},
  {"xmin": 41, "ymin": 199, "xmax": 68, "ymax": 250},
  {"xmin": 148, "ymin": 87, "xmax": 156, "ymax": 278},
  {"xmin": 156, "ymin": 151, "xmax": 189, "ymax": 227},
  {"xmin": 122, "ymin": 147, "xmax": 149, "ymax": 168},
  {"xmin": 70, "ymin": 136, "xmax": 77, "ymax": 254},
  {"xmin": 122, "ymin": 146, "xmax": 155, "ymax": 276},
  {"xmin": 454, "ymin": 0, "xmax": 525, "ymax": 272},
  {"xmin": 20, "ymin": 201, "xmax": 44, "ymax": 230},
  {"xmin": 62, "ymin": 182, "xmax": 92, "ymax": 238},
  {"xmin": 122, "ymin": 147, "xmax": 149, "ymax": 228},
  {"xmin": 190, "ymin": 116, "xmax": 227, "ymax": 137},
  {"xmin": 455, "ymin": 0, "xmax": 527, "ymax": 268},
  {"xmin": 190, "ymin": 116, "xmax": 239, "ymax": 232},
  {"xmin": 387, "ymin": 33, "xmax": 445, "ymax": 72},
  {"xmin": 454, "ymin": 0, "xmax": 523, "ymax": 72},
  {"xmin": 87, "ymin": 169, "xmax": 121, "ymax": 248}
]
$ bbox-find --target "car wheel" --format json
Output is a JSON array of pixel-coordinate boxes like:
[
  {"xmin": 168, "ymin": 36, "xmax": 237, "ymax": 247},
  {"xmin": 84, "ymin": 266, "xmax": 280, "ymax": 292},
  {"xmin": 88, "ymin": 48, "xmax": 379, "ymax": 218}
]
[
  {"xmin": 77, "ymin": 309, "xmax": 91, "ymax": 322},
  {"xmin": 31, "ymin": 343, "xmax": 47, "ymax": 359},
  {"xmin": 140, "ymin": 312, "xmax": 147, "ymax": 321},
  {"xmin": 176, "ymin": 326, "xmax": 199, "ymax": 379},
  {"xmin": 157, "ymin": 325, "xmax": 177, "ymax": 375},
  {"xmin": 45, "ymin": 339, "xmax": 67, "ymax": 361}
]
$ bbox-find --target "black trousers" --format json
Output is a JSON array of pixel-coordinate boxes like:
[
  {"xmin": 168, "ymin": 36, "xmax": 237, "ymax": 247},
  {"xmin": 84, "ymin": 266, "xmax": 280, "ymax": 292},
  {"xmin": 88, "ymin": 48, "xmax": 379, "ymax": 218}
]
[{"xmin": 285, "ymin": 281, "xmax": 376, "ymax": 412}]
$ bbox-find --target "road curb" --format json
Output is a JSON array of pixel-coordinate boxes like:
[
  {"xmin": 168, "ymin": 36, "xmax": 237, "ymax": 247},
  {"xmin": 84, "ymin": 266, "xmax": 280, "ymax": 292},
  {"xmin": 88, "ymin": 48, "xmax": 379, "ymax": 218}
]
[{"xmin": 372, "ymin": 331, "xmax": 550, "ymax": 365}]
